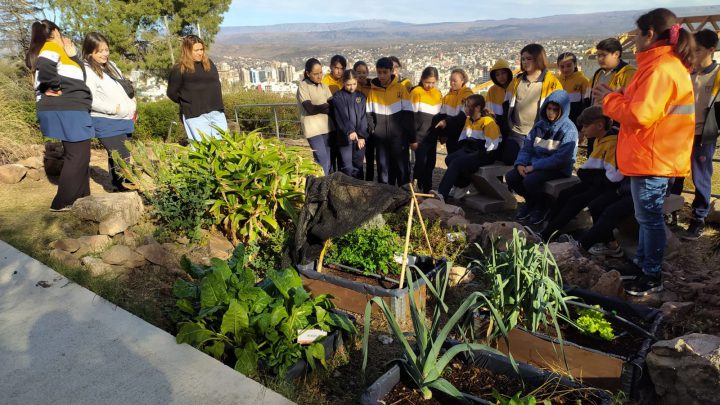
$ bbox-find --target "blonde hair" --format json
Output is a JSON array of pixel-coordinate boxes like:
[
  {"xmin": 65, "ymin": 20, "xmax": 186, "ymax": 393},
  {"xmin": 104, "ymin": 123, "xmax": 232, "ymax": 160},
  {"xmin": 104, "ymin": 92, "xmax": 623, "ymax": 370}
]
[
  {"xmin": 179, "ymin": 35, "xmax": 210, "ymax": 74},
  {"xmin": 450, "ymin": 68, "xmax": 469, "ymax": 85}
]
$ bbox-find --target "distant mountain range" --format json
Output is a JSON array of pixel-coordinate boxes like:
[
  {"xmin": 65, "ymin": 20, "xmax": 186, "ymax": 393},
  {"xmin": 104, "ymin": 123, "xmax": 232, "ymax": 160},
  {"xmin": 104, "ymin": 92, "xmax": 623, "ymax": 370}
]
[{"xmin": 216, "ymin": 6, "xmax": 720, "ymax": 45}]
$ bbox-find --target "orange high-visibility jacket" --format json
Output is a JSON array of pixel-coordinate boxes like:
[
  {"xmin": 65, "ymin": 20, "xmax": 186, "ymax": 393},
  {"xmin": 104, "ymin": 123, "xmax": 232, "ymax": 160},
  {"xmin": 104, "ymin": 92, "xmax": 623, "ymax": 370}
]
[{"xmin": 603, "ymin": 45, "xmax": 695, "ymax": 177}]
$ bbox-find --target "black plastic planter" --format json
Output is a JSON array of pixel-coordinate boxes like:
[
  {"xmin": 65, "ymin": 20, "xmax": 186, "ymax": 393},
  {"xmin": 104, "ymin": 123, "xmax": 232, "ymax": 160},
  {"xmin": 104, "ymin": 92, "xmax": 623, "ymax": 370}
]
[
  {"xmin": 360, "ymin": 346, "xmax": 613, "ymax": 404},
  {"xmin": 284, "ymin": 329, "xmax": 344, "ymax": 381},
  {"xmin": 296, "ymin": 256, "xmax": 447, "ymax": 329},
  {"xmin": 495, "ymin": 287, "xmax": 663, "ymax": 399}
]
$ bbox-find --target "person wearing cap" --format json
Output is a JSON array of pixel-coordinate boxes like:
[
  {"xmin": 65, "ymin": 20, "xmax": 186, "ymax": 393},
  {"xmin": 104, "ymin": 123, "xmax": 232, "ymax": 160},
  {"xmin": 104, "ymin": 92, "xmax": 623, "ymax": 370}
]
[{"xmin": 537, "ymin": 106, "xmax": 623, "ymax": 241}]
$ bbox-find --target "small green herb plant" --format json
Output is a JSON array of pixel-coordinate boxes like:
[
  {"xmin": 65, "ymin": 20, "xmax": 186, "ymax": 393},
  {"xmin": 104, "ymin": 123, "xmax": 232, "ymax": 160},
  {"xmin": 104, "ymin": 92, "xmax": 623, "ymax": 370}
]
[
  {"xmin": 575, "ymin": 305, "xmax": 616, "ymax": 341},
  {"xmin": 325, "ymin": 225, "xmax": 402, "ymax": 275},
  {"xmin": 173, "ymin": 245, "xmax": 356, "ymax": 378},
  {"xmin": 492, "ymin": 391, "xmax": 540, "ymax": 405}
]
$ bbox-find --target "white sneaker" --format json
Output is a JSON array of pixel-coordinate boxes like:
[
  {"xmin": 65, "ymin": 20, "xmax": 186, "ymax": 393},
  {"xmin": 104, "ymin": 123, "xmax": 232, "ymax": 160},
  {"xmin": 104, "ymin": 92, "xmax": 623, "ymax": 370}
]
[
  {"xmin": 452, "ymin": 185, "xmax": 470, "ymax": 199},
  {"xmin": 588, "ymin": 242, "xmax": 624, "ymax": 258}
]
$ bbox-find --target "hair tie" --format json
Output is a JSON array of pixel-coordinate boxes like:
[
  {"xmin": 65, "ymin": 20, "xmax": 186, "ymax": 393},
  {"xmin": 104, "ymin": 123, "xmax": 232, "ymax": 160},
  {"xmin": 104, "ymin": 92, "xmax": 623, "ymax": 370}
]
[{"xmin": 669, "ymin": 24, "xmax": 681, "ymax": 45}]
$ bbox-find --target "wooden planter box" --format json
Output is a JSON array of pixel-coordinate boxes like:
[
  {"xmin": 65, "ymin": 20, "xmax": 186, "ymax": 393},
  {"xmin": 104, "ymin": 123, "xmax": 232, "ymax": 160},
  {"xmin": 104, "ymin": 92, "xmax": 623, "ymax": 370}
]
[
  {"xmin": 296, "ymin": 256, "xmax": 446, "ymax": 329},
  {"xmin": 361, "ymin": 345, "xmax": 612, "ymax": 404},
  {"xmin": 494, "ymin": 287, "xmax": 663, "ymax": 398}
]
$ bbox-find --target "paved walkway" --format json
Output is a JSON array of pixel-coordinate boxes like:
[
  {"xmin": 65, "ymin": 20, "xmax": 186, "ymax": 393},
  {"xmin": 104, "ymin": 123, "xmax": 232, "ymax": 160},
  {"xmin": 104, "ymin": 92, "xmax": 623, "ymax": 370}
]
[{"xmin": 0, "ymin": 241, "xmax": 294, "ymax": 405}]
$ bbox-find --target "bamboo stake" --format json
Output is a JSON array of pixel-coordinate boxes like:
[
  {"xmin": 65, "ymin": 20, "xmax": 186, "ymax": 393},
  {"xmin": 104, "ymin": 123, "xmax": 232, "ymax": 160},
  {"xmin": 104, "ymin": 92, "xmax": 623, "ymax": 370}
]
[
  {"xmin": 409, "ymin": 183, "xmax": 434, "ymax": 257},
  {"xmin": 317, "ymin": 239, "xmax": 330, "ymax": 273},
  {"xmin": 399, "ymin": 197, "xmax": 415, "ymax": 289},
  {"xmin": 414, "ymin": 193, "xmax": 435, "ymax": 198}
]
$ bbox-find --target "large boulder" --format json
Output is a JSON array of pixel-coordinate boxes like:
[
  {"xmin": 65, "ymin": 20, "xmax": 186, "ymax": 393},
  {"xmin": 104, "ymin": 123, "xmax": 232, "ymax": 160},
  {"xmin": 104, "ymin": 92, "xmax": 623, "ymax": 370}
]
[
  {"xmin": 71, "ymin": 192, "xmax": 144, "ymax": 236},
  {"xmin": 590, "ymin": 270, "xmax": 624, "ymax": 298},
  {"xmin": 647, "ymin": 333, "xmax": 720, "ymax": 404},
  {"xmin": 476, "ymin": 221, "xmax": 537, "ymax": 252},
  {"xmin": 419, "ymin": 199, "xmax": 465, "ymax": 223},
  {"xmin": 0, "ymin": 164, "xmax": 28, "ymax": 184}
]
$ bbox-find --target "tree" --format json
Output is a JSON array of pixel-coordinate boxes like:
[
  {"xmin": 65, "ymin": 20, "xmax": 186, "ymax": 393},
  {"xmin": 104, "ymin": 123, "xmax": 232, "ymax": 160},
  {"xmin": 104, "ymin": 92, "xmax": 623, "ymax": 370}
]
[{"xmin": 0, "ymin": 0, "xmax": 45, "ymax": 64}]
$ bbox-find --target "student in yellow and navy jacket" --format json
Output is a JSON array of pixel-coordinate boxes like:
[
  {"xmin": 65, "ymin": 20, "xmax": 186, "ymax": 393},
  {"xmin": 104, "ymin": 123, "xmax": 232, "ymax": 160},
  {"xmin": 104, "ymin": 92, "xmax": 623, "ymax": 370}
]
[
  {"xmin": 486, "ymin": 58, "xmax": 513, "ymax": 118},
  {"xmin": 502, "ymin": 44, "xmax": 563, "ymax": 165},
  {"xmin": 438, "ymin": 94, "xmax": 501, "ymax": 201},
  {"xmin": 410, "ymin": 67, "xmax": 443, "ymax": 193},
  {"xmin": 538, "ymin": 106, "xmax": 623, "ymax": 240},
  {"xmin": 367, "ymin": 57, "xmax": 416, "ymax": 185},
  {"xmin": 322, "ymin": 54, "xmax": 346, "ymax": 94},
  {"xmin": 557, "ymin": 52, "xmax": 590, "ymax": 124},
  {"xmin": 436, "ymin": 68, "xmax": 474, "ymax": 155},
  {"xmin": 390, "ymin": 56, "xmax": 414, "ymax": 93}
]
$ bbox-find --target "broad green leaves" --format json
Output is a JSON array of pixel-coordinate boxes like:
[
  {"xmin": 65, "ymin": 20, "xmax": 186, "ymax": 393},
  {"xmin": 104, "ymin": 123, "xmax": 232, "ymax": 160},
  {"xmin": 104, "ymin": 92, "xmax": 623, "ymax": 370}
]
[{"xmin": 325, "ymin": 225, "xmax": 403, "ymax": 275}]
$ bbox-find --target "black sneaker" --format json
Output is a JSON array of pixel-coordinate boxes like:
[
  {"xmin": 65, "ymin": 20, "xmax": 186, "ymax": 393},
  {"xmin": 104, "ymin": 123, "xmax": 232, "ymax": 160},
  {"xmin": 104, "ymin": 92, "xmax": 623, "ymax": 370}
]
[
  {"xmin": 515, "ymin": 204, "xmax": 533, "ymax": 221},
  {"xmin": 624, "ymin": 273, "xmax": 663, "ymax": 296},
  {"xmin": 529, "ymin": 209, "xmax": 549, "ymax": 225},
  {"xmin": 680, "ymin": 218, "xmax": 705, "ymax": 241},
  {"xmin": 611, "ymin": 264, "xmax": 642, "ymax": 280}
]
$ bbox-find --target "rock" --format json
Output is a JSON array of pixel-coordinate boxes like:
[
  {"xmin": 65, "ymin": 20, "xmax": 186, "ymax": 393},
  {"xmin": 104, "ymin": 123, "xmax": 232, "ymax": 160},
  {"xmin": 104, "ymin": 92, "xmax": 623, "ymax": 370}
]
[
  {"xmin": 590, "ymin": 270, "xmax": 624, "ymax": 298},
  {"xmin": 378, "ymin": 335, "xmax": 393, "ymax": 345},
  {"xmin": 647, "ymin": 333, "xmax": 720, "ymax": 404},
  {"xmin": 477, "ymin": 221, "xmax": 535, "ymax": 252},
  {"xmin": 17, "ymin": 156, "xmax": 43, "ymax": 169},
  {"xmin": 706, "ymin": 199, "xmax": 720, "ymax": 224},
  {"xmin": 49, "ymin": 248, "xmax": 80, "ymax": 268},
  {"xmin": 71, "ymin": 192, "xmax": 144, "ymax": 235},
  {"xmin": 207, "ymin": 232, "xmax": 234, "ymax": 260},
  {"xmin": 466, "ymin": 223, "xmax": 484, "ymax": 243},
  {"xmin": 556, "ymin": 257, "xmax": 607, "ymax": 290},
  {"xmin": 101, "ymin": 245, "xmax": 146, "ymax": 268},
  {"xmin": 136, "ymin": 243, "xmax": 177, "ymax": 269},
  {"xmin": 360, "ymin": 214, "xmax": 386, "ymax": 229},
  {"xmin": 74, "ymin": 235, "xmax": 112, "ymax": 257},
  {"xmin": 0, "ymin": 164, "xmax": 28, "ymax": 184},
  {"xmin": 49, "ymin": 238, "xmax": 80, "ymax": 253},
  {"xmin": 81, "ymin": 256, "xmax": 123, "ymax": 276},
  {"xmin": 445, "ymin": 215, "xmax": 469, "ymax": 229},
  {"xmin": 448, "ymin": 266, "xmax": 474, "ymax": 287},
  {"xmin": 24, "ymin": 168, "xmax": 44, "ymax": 181},
  {"xmin": 419, "ymin": 199, "xmax": 465, "ymax": 223},
  {"xmin": 660, "ymin": 301, "xmax": 695, "ymax": 320},
  {"xmin": 546, "ymin": 242, "xmax": 583, "ymax": 263}
]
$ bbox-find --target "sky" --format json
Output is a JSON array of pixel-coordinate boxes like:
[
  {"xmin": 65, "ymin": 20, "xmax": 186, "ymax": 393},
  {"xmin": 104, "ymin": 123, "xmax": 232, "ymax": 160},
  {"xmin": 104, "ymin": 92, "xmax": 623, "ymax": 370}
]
[{"xmin": 223, "ymin": 0, "xmax": 715, "ymax": 26}]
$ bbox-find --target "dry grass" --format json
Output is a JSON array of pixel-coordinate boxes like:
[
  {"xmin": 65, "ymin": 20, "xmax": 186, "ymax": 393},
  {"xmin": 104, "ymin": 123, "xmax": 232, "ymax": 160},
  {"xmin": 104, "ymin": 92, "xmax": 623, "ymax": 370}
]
[{"xmin": 0, "ymin": 61, "xmax": 42, "ymax": 164}]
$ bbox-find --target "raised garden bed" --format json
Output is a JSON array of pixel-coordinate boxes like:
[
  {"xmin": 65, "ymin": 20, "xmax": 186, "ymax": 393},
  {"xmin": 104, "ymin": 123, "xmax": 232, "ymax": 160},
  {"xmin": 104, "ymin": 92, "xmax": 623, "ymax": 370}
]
[
  {"xmin": 284, "ymin": 328, "xmax": 344, "ymax": 381},
  {"xmin": 296, "ymin": 255, "xmax": 447, "ymax": 328},
  {"xmin": 493, "ymin": 287, "xmax": 663, "ymax": 397},
  {"xmin": 361, "ymin": 346, "xmax": 613, "ymax": 404}
]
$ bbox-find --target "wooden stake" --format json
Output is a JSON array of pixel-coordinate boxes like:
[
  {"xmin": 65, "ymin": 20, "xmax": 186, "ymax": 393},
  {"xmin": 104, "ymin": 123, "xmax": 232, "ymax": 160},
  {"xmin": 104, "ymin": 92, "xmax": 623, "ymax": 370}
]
[
  {"xmin": 317, "ymin": 239, "xmax": 330, "ymax": 273},
  {"xmin": 399, "ymin": 197, "xmax": 415, "ymax": 289},
  {"xmin": 414, "ymin": 193, "xmax": 435, "ymax": 198},
  {"xmin": 409, "ymin": 183, "xmax": 434, "ymax": 257}
]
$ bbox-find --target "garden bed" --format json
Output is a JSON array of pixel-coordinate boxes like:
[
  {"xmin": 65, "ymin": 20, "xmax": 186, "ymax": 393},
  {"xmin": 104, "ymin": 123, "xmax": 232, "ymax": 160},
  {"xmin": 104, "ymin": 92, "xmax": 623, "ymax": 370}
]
[
  {"xmin": 361, "ymin": 347, "xmax": 613, "ymax": 405},
  {"xmin": 296, "ymin": 255, "xmax": 446, "ymax": 328},
  {"xmin": 494, "ymin": 287, "xmax": 663, "ymax": 397}
]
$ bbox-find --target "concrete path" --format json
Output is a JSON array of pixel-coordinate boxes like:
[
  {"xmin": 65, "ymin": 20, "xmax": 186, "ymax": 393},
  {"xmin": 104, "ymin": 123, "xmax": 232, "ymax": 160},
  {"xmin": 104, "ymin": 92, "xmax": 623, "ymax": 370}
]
[{"xmin": 0, "ymin": 241, "xmax": 294, "ymax": 405}]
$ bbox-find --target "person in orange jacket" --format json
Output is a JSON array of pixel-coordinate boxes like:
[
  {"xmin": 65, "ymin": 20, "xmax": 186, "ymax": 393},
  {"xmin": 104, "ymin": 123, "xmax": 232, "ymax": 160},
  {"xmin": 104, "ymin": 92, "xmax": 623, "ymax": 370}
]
[{"xmin": 594, "ymin": 8, "xmax": 695, "ymax": 296}]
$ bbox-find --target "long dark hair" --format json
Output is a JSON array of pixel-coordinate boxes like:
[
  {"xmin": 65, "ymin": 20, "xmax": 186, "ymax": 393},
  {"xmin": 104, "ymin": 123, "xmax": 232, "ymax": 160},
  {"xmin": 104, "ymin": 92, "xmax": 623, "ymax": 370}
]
[
  {"xmin": 82, "ymin": 32, "xmax": 111, "ymax": 78},
  {"xmin": 465, "ymin": 94, "xmax": 488, "ymax": 117},
  {"xmin": 636, "ymin": 8, "xmax": 694, "ymax": 66},
  {"xmin": 418, "ymin": 66, "xmax": 439, "ymax": 87},
  {"xmin": 26, "ymin": 20, "xmax": 60, "ymax": 71},
  {"xmin": 304, "ymin": 58, "xmax": 321, "ymax": 80}
]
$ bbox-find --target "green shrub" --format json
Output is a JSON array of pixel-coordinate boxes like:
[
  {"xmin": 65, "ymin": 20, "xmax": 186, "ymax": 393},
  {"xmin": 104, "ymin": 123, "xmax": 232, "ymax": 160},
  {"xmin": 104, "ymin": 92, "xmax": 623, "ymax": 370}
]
[
  {"xmin": 0, "ymin": 60, "xmax": 42, "ymax": 163},
  {"xmin": 174, "ymin": 245, "xmax": 356, "ymax": 378},
  {"xmin": 134, "ymin": 99, "xmax": 186, "ymax": 142},
  {"xmin": 223, "ymin": 89, "xmax": 300, "ymax": 138},
  {"xmin": 325, "ymin": 225, "xmax": 403, "ymax": 275},
  {"xmin": 575, "ymin": 305, "xmax": 615, "ymax": 341},
  {"xmin": 117, "ymin": 130, "xmax": 321, "ymax": 244}
]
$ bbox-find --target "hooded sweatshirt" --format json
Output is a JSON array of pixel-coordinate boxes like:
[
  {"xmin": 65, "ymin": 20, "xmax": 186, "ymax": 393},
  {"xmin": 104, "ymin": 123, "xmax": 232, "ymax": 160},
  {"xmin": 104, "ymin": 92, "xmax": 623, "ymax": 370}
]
[
  {"xmin": 558, "ymin": 70, "xmax": 590, "ymax": 123},
  {"xmin": 487, "ymin": 59, "xmax": 513, "ymax": 116},
  {"xmin": 515, "ymin": 90, "xmax": 578, "ymax": 177},
  {"xmin": 504, "ymin": 69, "xmax": 563, "ymax": 136},
  {"xmin": 322, "ymin": 73, "xmax": 342, "ymax": 94},
  {"xmin": 34, "ymin": 41, "xmax": 92, "ymax": 112},
  {"xmin": 577, "ymin": 128, "xmax": 623, "ymax": 185}
]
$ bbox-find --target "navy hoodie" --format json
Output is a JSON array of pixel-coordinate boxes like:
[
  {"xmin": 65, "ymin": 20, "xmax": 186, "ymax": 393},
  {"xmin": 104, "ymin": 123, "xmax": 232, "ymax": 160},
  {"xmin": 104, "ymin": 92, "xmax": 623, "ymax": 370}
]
[
  {"xmin": 515, "ymin": 90, "xmax": 578, "ymax": 177},
  {"xmin": 331, "ymin": 89, "xmax": 369, "ymax": 146}
]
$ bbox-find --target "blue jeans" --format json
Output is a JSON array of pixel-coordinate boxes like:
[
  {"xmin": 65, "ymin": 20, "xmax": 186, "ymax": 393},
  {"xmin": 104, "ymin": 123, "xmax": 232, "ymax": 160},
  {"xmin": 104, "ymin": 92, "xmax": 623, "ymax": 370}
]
[
  {"xmin": 182, "ymin": 111, "xmax": 228, "ymax": 141},
  {"xmin": 630, "ymin": 176, "xmax": 669, "ymax": 275},
  {"xmin": 690, "ymin": 138, "xmax": 717, "ymax": 219},
  {"xmin": 307, "ymin": 133, "xmax": 332, "ymax": 176}
]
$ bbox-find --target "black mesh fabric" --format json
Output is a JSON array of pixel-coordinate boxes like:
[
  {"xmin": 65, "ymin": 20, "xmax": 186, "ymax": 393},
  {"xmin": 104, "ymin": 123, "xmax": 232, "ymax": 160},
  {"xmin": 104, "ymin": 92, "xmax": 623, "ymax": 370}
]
[{"xmin": 292, "ymin": 172, "xmax": 411, "ymax": 265}]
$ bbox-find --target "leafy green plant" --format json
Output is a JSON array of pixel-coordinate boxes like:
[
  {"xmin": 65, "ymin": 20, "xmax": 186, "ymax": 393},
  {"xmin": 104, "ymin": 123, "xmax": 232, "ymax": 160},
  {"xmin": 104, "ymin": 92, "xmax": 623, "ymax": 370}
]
[
  {"xmin": 575, "ymin": 305, "xmax": 615, "ymax": 341},
  {"xmin": 492, "ymin": 391, "xmax": 539, "ymax": 405},
  {"xmin": 134, "ymin": 99, "xmax": 187, "ymax": 142},
  {"xmin": 117, "ymin": 130, "xmax": 321, "ymax": 244},
  {"xmin": 361, "ymin": 262, "xmax": 512, "ymax": 402},
  {"xmin": 325, "ymin": 225, "xmax": 403, "ymax": 275},
  {"xmin": 174, "ymin": 245, "xmax": 356, "ymax": 378}
]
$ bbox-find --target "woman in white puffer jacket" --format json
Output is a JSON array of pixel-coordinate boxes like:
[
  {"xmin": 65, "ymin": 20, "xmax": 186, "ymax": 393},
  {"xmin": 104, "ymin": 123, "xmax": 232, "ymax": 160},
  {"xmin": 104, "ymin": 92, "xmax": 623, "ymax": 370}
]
[{"xmin": 82, "ymin": 32, "xmax": 136, "ymax": 191}]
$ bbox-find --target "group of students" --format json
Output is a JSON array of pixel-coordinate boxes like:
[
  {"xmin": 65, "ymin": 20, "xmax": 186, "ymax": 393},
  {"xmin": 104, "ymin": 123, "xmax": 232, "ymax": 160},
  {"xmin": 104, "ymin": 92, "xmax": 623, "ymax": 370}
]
[
  {"xmin": 27, "ymin": 19, "xmax": 228, "ymax": 212},
  {"xmin": 298, "ymin": 8, "xmax": 714, "ymax": 297}
]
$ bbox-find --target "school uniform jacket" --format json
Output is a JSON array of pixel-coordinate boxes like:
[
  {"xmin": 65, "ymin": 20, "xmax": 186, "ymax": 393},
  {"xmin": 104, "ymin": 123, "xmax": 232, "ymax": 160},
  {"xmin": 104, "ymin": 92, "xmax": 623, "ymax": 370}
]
[
  {"xmin": 486, "ymin": 85, "xmax": 506, "ymax": 117},
  {"xmin": 558, "ymin": 71, "xmax": 590, "ymax": 123},
  {"xmin": 410, "ymin": 86, "xmax": 442, "ymax": 143},
  {"xmin": 331, "ymin": 89, "xmax": 369, "ymax": 146},
  {"xmin": 590, "ymin": 61, "xmax": 636, "ymax": 94},
  {"xmin": 34, "ymin": 41, "xmax": 92, "ymax": 112},
  {"xmin": 696, "ymin": 62, "xmax": 720, "ymax": 146},
  {"xmin": 604, "ymin": 45, "xmax": 695, "ymax": 178},
  {"xmin": 358, "ymin": 79, "xmax": 372, "ymax": 98},
  {"xmin": 366, "ymin": 76, "xmax": 415, "ymax": 143},
  {"xmin": 322, "ymin": 73, "xmax": 342, "ymax": 94},
  {"xmin": 504, "ymin": 69, "xmax": 563, "ymax": 134},
  {"xmin": 458, "ymin": 116, "xmax": 502, "ymax": 152},
  {"xmin": 515, "ymin": 90, "xmax": 578, "ymax": 177},
  {"xmin": 439, "ymin": 86, "xmax": 474, "ymax": 140},
  {"xmin": 577, "ymin": 131, "xmax": 623, "ymax": 185}
]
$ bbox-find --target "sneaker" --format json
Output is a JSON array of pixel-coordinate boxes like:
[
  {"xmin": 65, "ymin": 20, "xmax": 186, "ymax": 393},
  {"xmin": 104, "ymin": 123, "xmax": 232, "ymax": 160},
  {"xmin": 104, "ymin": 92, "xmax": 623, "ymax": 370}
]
[
  {"xmin": 529, "ymin": 209, "xmax": 549, "ymax": 225},
  {"xmin": 624, "ymin": 273, "xmax": 663, "ymax": 296},
  {"xmin": 557, "ymin": 234, "xmax": 581, "ymax": 249},
  {"xmin": 466, "ymin": 185, "xmax": 479, "ymax": 197},
  {"xmin": 452, "ymin": 185, "xmax": 470, "ymax": 200},
  {"xmin": 611, "ymin": 264, "xmax": 643, "ymax": 280},
  {"xmin": 515, "ymin": 204, "xmax": 533, "ymax": 221},
  {"xmin": 589, "ymin": 242, "xmax": 624, "ymax": 258},
  {"xmin": 49, "ymin": 206, "xmax": 72, "ymax": 212},
  {"xmin": 680, "ymin": 218, "xmax": 705, "ymax": 241},
  {"xmin": 522, "ymin": 225, "xmax": 542, "ymax": 240}
]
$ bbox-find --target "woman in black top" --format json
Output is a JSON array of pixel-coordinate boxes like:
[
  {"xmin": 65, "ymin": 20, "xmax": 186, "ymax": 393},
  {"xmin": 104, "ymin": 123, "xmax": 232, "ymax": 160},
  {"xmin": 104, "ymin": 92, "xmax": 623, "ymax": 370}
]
[{"xmin": 167, "ymin": 35, "xmax": 227, "ymax": 141}]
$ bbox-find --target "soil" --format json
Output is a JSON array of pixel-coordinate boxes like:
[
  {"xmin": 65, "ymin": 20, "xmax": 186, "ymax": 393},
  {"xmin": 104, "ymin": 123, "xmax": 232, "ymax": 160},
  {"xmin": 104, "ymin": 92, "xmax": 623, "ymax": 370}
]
[
  {"xmin": 320, "ymin": 263, "xmax": 402, "ymax": 290},
  {"xmin": 383, "ymin": 360, "xmax": 606, "ymax": 404}
]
